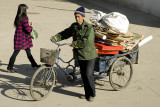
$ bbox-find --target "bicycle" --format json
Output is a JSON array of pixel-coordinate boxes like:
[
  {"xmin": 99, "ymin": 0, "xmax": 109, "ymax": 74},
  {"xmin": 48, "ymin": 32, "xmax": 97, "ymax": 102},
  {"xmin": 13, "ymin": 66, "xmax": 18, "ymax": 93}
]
[{"xmin": 30, "ymin": 40, "xmax": 80, "ymax": 101}]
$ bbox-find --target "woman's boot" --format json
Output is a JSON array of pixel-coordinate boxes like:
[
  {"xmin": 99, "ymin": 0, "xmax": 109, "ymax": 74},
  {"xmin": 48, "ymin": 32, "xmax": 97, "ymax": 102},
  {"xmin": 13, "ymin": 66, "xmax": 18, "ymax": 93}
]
[
  {"xmin": 7, "ymin": 58, "xmax": 16, "ymax": 73},
  {"xmin": 28, "ymin": 55, "xmax": 40, "ymax": 68}
]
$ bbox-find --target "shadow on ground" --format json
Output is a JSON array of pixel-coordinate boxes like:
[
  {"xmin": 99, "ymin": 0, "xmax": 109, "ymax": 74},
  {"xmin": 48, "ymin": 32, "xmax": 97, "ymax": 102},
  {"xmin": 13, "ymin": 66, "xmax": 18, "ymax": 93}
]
[
  {"xmin": 0, "ymin": 62, "xmax": 114, "ymax": 101},
  {"xmin": 52, "ymin": 67, "xmax": 114, "ymax": 99},
  {"xmin": 0, "ymin": 62, "xmax": 36, "ymax": 101},
  {"xmin": 0, "ymin": 80, "xmax": 34, "ymax": 101}
]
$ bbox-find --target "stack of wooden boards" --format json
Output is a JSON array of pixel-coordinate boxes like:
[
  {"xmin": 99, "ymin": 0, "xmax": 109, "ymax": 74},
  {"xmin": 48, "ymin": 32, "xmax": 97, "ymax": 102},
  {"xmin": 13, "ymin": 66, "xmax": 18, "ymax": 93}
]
[{"xmin": 93, "ymin": 24, "xmax": 144, "ymax": 54}]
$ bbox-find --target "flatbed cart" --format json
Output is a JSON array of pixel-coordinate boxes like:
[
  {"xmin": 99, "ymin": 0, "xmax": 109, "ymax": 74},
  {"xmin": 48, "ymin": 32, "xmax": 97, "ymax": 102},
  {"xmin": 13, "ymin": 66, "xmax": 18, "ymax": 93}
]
[{"xmin": 94, "ymin": 42, "xmax": 139, "ymax": 91}]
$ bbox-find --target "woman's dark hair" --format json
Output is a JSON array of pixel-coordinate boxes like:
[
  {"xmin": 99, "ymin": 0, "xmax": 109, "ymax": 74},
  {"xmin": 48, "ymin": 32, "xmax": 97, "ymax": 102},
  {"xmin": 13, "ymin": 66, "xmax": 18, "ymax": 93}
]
[{"xmin": 14, "ymin": 4, "xmax": 28, "ymax": 27}]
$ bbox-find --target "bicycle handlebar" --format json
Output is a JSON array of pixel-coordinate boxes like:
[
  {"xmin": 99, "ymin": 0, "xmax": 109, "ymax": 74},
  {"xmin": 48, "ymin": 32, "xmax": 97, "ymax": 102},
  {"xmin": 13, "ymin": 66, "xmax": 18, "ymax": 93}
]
[{"xmin": 51, "ymin": 39, "xmax": 70, "ymax": 47}]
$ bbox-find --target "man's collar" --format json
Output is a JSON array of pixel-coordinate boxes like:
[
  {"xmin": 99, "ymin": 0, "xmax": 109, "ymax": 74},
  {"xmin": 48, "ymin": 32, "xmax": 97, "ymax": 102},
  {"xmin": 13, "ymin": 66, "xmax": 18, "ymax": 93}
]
[
  {"xmin": 80, "ymin": 19, "xmax": 84, "ymax": 26},
  {"xmin": 76, "ymin": 20, "xmax": 86, "ymax": 30}
]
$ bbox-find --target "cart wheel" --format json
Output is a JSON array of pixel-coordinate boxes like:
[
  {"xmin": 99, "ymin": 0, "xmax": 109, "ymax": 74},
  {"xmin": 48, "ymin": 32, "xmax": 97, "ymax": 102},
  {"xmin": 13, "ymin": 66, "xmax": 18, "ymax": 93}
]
[
  {"xmin": 109, "ymin": 57, "xmax": 133, "ymax": 91},
  {"xmin": 30, "ymin": 65, "xmax": 56, "ymax": 101}
]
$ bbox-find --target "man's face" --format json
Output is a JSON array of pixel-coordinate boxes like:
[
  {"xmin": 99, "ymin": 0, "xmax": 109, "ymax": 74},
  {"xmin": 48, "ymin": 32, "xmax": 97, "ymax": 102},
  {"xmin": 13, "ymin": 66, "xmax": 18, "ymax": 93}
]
[{"xmin": 75, "ymin": 14, "xmax": 84, "ymax": 25}]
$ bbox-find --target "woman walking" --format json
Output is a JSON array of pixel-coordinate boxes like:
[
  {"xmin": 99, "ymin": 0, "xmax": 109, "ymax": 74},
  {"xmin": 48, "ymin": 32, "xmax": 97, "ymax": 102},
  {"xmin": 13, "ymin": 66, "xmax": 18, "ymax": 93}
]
[{"xmin": 7, "ymin": 4, "xmax": 40, "ymax": 73}]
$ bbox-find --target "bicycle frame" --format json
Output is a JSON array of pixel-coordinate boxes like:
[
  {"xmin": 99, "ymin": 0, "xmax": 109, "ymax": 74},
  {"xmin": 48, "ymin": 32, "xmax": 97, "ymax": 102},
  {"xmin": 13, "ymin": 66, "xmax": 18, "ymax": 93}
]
[
  {"xmin": 50, "ymin": 40, "xmax": 77, "ymax": 77},
  {"xmin": 55, "ymin": 57, "xmax": 75, "ymax": 76}
]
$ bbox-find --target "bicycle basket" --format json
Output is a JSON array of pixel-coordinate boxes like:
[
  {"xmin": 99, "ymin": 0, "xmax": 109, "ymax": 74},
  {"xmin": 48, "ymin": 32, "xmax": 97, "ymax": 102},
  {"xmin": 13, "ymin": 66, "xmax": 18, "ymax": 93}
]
[{"xmin": 40, "ymin": 48, "xmax": 59, "ymax": 65}]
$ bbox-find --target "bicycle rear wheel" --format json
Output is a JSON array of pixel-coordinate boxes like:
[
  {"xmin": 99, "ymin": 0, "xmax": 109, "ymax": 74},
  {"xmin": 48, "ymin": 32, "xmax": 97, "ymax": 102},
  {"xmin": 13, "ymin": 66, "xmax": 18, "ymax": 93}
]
[
  {"xmin": 109, "ymin": 57, "xmax": 133, "ymax": 91},
  {"xmin": 30, "ymin": 65, "xmax": 56, "ymax": 100}
]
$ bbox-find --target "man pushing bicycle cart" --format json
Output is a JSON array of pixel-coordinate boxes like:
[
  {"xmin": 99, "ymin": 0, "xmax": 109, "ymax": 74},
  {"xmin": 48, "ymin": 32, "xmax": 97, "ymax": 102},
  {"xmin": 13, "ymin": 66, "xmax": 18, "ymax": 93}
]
[{"xmin": 50, "ymin": 7, "xmax": 98, "ymax": 102}]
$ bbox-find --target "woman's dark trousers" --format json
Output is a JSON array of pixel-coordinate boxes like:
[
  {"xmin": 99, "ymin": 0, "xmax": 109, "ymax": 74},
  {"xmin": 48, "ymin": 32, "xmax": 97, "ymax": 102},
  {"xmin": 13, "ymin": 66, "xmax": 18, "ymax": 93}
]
[
  {"xmin": 7, "ymin": 48, "xmax": 38, "ymax": 70},
  {"xmin": 78, "ymin": 59, "xmax": 96, "ymax": 99}
]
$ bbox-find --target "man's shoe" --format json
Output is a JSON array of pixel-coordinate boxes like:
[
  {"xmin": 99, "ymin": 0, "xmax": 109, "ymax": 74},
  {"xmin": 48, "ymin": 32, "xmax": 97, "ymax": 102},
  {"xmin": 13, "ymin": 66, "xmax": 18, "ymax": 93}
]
[
  {"xmin": 87, "ymin": 96, "xmax": 94, "ymax": 102},
  {"xmin": 7, "ymin": 69, "xmax": 16, "ymax": 73}
]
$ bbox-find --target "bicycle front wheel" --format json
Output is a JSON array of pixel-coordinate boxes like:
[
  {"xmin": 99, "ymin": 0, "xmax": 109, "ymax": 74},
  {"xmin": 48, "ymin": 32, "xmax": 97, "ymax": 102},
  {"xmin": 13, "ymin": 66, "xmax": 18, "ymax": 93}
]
[{"xmin": 30, "ymin": 65, "xmax": 56, "ymax": 101}]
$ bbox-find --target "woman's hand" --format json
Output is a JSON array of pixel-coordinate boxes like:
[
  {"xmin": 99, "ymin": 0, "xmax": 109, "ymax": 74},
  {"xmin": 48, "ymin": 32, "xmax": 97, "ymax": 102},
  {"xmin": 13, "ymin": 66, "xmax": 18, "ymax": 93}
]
[{"xmin": 29, "ymin": 22, "xmax": 32, "ymax": 26}]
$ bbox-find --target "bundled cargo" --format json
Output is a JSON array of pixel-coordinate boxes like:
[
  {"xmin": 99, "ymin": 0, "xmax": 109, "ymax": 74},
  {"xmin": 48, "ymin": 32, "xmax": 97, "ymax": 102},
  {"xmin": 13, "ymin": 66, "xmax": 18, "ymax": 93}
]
[
  {"xmin": 93, "ymin": 25, "xmax": 144, "ymax": 51},
  {"xmin": 90, "ymin": 10, "xmax": 144, "ymax": 54}
]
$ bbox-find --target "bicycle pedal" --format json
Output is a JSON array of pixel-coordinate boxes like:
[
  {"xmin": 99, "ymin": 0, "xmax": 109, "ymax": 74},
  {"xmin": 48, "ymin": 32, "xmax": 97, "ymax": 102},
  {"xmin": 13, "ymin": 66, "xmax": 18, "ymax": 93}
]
[{"xmin": 67, "ymin": 75, "xmax": 74, "ymax": 82}]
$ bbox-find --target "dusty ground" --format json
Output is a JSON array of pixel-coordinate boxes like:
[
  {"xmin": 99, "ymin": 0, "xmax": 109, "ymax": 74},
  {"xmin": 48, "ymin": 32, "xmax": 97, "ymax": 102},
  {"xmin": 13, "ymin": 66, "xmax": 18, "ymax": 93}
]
[{"xmin": 0, "ymin": 0, "xmax": 160, "ymax": 107}]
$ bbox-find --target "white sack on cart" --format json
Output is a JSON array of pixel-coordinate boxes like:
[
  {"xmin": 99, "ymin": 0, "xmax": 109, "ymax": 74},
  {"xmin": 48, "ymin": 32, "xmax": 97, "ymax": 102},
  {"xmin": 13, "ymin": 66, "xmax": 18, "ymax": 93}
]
[
  {"xmin": 90, "ymin": 10, "xmax": 129, "ymax": 34},
  {"xmin": 102, "ymin": 12, "xmax": 129, "ymax": 34},
  {"xmin": 90, "ymin": 9, "xmax": 106, "ymax": 26}
]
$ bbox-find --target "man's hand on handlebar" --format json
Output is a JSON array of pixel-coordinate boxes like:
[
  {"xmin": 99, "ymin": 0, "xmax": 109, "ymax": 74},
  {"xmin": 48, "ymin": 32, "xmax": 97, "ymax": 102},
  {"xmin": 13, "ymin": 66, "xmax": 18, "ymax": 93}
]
[
  {"xmin": 50, "ymin": 36, "xmax": 53, "ymax": 41},
  {"xmin": 69, "ymin": 43, "xmax": 72, "ymax": 47}
]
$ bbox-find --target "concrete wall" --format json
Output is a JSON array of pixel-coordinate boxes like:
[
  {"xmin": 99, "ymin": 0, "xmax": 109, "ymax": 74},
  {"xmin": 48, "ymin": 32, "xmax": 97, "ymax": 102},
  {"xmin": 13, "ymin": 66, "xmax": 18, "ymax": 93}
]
[{"xmin": 85, "ymin": 0, "xmax": 160, "ymax": 17}]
